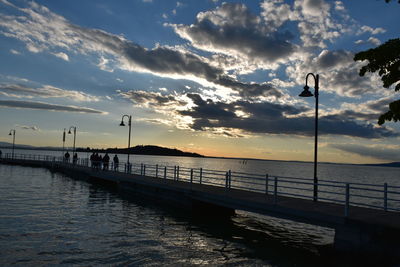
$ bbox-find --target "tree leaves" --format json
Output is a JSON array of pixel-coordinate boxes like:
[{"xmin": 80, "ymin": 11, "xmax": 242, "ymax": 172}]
[{"xmin": 354, "ymin": 38, "xmax": 400, "ymax": 125}]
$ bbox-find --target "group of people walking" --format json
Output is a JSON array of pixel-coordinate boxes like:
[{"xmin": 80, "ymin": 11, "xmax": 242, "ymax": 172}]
[
  {"xmin": 63, "ymin": 151, "xmax": 120, "ymax": 170},
  {"xmin": 90, "ymin": 152, "xmax": 119, "ymax": 171}
]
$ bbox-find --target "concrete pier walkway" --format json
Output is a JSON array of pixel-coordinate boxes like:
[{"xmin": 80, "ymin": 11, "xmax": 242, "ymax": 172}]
[{"xmin": 2, "ymin": 157, "xmax": 400, "ymax": 256}]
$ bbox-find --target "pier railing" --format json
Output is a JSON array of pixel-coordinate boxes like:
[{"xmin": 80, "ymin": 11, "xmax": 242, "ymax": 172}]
[{"xmin": 2, "ymin": 153, "xmax": 400, "ymax": 214}]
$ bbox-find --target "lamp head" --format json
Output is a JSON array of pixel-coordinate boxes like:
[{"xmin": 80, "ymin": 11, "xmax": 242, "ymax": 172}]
[
  {"xmin": 119, "ymin": 120, "xmax": 125, "ymax": 126},
  {"xmin": 9, "ymin": 132, "xmax": 12, "ymax": 135},
  {"xmin": 299, "ymin": 85, "xmax": 314, "ymax": 97},
  {"xmin": 68, "ymin": 130, "xmax": 71, "ymax": 134}
]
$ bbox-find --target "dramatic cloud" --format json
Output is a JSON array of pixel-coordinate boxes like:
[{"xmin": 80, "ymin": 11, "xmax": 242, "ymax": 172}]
[
  {"xmin": 0, "ymin": 83, "xmax": 99, "ymax": 101},
  {"xmin": 330, "ymin": 144, "xmax": 400, "ymax": 161},
  {"xmin": 0, "ymin": 100, "xmax": 106, "ymax": 114},
  {"xmin": 286, "ymin": 49, "xmax": 382, "ymax": 97},
  {"xmin": 327, "ymin": 97, "xmax": 395, "ymax": 123},
  {"xmin": 179, "ymin": 94, "xmax": 397, "ymax": 138},
  {"xmin": 293, "ymin": 0, "xmax": 348, "ymax": 48},
  {"xmin": 169, "ymin": 2, "xmax": 297, "ymax": 69},
  {"xmin": 118, "ymin": 90, "xmax": 187, "ymax": 108},
  {"xmin": 0, "ymin": 1, "xmax": 281, "ymax": 99},
  {"xmin": 120, "ymin": 91, "xmax": 397, "ymax": 138}
]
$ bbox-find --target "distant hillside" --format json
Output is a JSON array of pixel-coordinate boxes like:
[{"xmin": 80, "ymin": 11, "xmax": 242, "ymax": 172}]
[
  {"xmin": 0, "ymin": 142, "xmax": 203, "ymax": 158},
  {"xmin": 77, "ymin": 145, "xmax": 204, "ymax": 158},
  {"xmin": 364, "ymin": 162, "xmax": 400, "ymax": 168}
]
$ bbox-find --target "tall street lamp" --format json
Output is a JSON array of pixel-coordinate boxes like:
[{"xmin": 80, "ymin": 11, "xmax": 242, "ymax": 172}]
[
  {"xmin": 299, "ymin": 73, "xmax": 319, "ymax": 202},
  {"xmin": 120, "ymin": 115, "xmax": 132, "ymax": 168},
  {"xmin": 68, "ymin": 126, "xmax": 77, "ymax": 155},
  {"xmin": 9, "ymin": 129, "xmax": 16, "ymax": 159},
  {"xmin": 62, "ymin": 128, "xmax": 66, "ymax": 156}
]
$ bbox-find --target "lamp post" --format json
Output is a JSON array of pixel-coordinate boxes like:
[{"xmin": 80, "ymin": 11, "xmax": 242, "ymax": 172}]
[
  {"xmin": 62, "ymin": 128, "xmax": 66, "ymax": 156},
  {"xmin": 299, "ymin": 73, "xmax": 319, "ymax": 202},
  {"xmin": 120, "ymin": 115, "xmax": 132, "ymax": 169},
  {"xmin": 9, "ymin": 129, "xmax": 16, "ymax": 159},
  {"xmin": 68, "ymin": 126, "xmax": 77, "ymax": 155}
]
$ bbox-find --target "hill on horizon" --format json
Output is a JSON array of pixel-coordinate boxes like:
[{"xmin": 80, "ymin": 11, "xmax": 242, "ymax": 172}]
[{"xmin": 80, "ymin": 145, "xmax": 205, "ymax": 158}]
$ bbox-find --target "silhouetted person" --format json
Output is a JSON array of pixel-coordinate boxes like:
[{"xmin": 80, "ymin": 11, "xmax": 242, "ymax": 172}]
[
  {"xmin": 113, "ymin": 154, "xmax": 119, "ymax": 171},
  {"xmin": 64, "ymin": 151, "xmax": 70, "ymax": 163},
  {"xmin": 98, "ymin": 154, "xmax": 103, "ymax": 170},
  {"xmin": 94, "ymin": 153, "xmax": 100, "ymax": 170},
  {"xmin": 90, "ymin": 152, "xmax": 95, "ymax": 168},
  {"xmin": 73, "ymin": 153, "xmax": 78, "ymax": 165},
  {"xmin": 103, "ymin": 153, "xmax": 110, "ymax": 170}
]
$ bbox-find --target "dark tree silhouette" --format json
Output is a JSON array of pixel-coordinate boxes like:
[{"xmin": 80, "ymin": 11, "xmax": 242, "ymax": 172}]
[
  {"xmin": 354, "ymin": 0, "xmax": 399, "ymax": 125},
  {"xmin": 354, "ymin": 39, "xmax": 400, "ymax": 125}
]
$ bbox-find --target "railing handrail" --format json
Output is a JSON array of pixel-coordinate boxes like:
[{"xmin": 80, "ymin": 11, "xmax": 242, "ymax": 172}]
[{"xmin": 2, "ymin": 152, "xmax": 399, "ymax": 215}]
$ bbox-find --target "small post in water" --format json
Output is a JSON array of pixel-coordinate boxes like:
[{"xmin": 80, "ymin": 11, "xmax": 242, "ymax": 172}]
[
  {"xmin": 384, "ymin": 183, "xmax": 388, "ymax": 211},
  {"xmin": 265, "ymin": 174, "xmax": 269, "ymax": 195},
  {"xmin": 345, "ymin": 183, "xmax": 350, "ymax": 217}
]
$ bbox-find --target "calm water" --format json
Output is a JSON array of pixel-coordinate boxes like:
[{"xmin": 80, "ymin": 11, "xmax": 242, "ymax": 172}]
[
  {"xmin": 1, "ymin": 152, "xmax": 400, "ymax": 265},
  {"xmin": 0, "ymin": 164, "xmax": 336, "ymax": 266}
]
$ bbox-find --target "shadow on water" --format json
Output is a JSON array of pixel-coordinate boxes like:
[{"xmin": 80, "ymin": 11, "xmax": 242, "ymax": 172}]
[{"xmin": 72, "ymin": 174, "xmax": 398, "ymax": 266}]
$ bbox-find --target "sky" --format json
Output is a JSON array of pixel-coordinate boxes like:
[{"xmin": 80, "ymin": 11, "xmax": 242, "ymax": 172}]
[{"xmin": 0, "ymin": 0, "xmax": 399, "ymax": 164}]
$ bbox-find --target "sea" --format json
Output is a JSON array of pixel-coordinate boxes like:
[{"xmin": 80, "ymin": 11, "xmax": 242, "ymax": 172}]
[{"xmin": 1, "ymin": 148, "xmax": 399, "ymax": 266}]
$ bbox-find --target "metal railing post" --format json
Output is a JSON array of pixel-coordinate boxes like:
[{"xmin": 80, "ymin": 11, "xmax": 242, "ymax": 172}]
[
  {"xmin": 228, "ymin": 170, "xmax": 231, "ymax": 188},
  {"xmin": 143, "ymin": 164, "xmax": 146, "ymax": 176},
  {"xmin": 164, "ymin": 166, "xmax": 167, "ymax": 179},
  {"xmin": 177, "ymin": 166, "xmax": 180, "ymax": 181},
  {"xmin": 174, "ymin": 166, "xmax": 176, "ymax": 180},
  {"xmin": 265, "ymin": 174, "xmax": 269, "ymax": 195},
  {"xmin": 124, "ymin": 163, "xmax": 127, "ymax": 173},
  {"xmin": 274, "ymin": 176, "xmax": 278, "ymax": 204},
  {"xmin": 225, "ymin": 172, "xmax": 229, "ymax": 189},
  {"xmin": 156, "ymin": 164, "xmax": 158, "ymax": 178},
  {"xmin": 190, "ymin": 169, "xmax": 193, "ymax": 184},
  {"xmin": 199, "ymin": 168, "xmax": 203, "ymax": 184},
  {"xmin": 345, "ymin": 183, "xmax": 350, "ymax": 217},
  {"xmin": 384, "ymin": 183, "xmax": 388, "ymax": 211}
]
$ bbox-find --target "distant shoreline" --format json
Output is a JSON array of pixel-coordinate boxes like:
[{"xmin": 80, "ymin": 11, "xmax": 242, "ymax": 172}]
[{"xmin": 1, "ymin": 144, "xmax": 399, "ymax": 168}]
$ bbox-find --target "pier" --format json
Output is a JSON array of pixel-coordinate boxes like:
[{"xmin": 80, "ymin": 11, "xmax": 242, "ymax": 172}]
[{"xmin": 2, "ymin": 153, "xmax": 400, "ymax": 256}]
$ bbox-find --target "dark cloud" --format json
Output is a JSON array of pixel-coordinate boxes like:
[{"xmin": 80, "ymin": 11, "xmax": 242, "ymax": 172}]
[
  {"xmin": 71, "ymin": 25, "xmax": 282, "ymax": 99},
  {"xmin": 314, "ymin": 50, "xmax": 353, "ymax": 70},
  {"xmin": 178, "ymin": 94, "xmax": 398, "ymax": 138},
  {"xmin": 328, "ymin": 97, "xmax": 394, "ymax": 123},
  {"xmin": 330, "ymin": 144, "xmax": 400, "ymax": 161},
  {"xmin": 0, "ymin": 2, "xmax": 282, "ymax": 99},
  {"xmin": 118, "ymin": 90, "xmax": 185, "ymax": 107},
  {"xmin": 0, "ymin": 100, "xmax": 106, "ymax": 114},
  {"xmin": 170, "ymin": 2, "xmax": 297, "ymax": 65}
]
